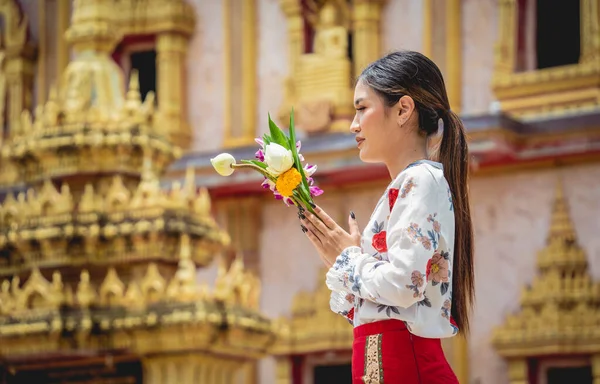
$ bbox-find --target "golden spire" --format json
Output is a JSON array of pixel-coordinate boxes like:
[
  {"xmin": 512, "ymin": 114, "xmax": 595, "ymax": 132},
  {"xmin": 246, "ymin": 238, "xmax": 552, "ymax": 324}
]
[
  {"xmin": 547, "ymin": 181, "xmax": 576, "ymax": 242},
  {"xmin": 492, "ymin": 179, "xmax": 600, "ymax": 357},
  {"xmin": 125, "ymin": 70, "xmax": 142, "ymax": 113}
]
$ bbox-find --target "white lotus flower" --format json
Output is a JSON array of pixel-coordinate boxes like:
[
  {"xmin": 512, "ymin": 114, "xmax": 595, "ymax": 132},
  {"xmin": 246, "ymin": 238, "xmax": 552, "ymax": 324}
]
[
  {"xmin": 264, "ymin": 143, "xmax": 294, "ymax": 176},
  {"xmin": 210, "ymin": 153, "xmax": 236, "ymax": 176}
]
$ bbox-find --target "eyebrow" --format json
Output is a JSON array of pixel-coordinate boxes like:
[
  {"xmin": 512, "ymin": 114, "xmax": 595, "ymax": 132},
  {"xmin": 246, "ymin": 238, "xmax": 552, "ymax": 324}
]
[{"xmin": 354, "ymin": 98, "xmax": 364, "ymax": 106}]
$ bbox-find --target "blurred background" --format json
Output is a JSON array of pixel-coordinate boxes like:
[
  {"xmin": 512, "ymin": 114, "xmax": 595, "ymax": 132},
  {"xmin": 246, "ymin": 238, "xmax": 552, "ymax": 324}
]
[{"xmin": 0, "ymin": 0, "xmax": 598, "ymax": 383}]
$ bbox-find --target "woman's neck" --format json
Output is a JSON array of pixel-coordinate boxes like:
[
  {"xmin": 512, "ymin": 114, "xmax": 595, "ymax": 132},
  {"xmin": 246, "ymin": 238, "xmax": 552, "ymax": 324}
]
[{"xmin": 386, "ymin": 147, "xmax": 428, "ymax": 180}]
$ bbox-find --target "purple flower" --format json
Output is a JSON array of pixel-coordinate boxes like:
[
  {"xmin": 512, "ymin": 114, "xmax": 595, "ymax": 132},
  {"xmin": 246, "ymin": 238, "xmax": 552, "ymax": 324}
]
[
  {"xmin": 296, "ymin": 141, "xmax": 305, "ymax": 161},
  {"xmin": 304, "ymin": 164, "xmax": 317, "ymax": 176},
  {"xmin": 255, "ymin": 138, "xmax": 264, "ymax": 147},
  {"xmin": 255, "ymin": 149, "xmax": 265, "ymax": 161},
  {"xmin": 310, "ymin": 186, "xmax": 324, "ymax": 197}
]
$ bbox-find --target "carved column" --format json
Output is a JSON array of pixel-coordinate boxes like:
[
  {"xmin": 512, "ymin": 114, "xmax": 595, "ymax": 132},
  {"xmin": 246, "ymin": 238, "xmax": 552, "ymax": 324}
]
[
  {"xmin": 156, "ymin": 32, "xmax": 190, "ymax": 149},
  {"xmin": 593, "ymin": 354, "xmax": 600, "ymax": 384},
  {"xmin": 352, "ymin": 0, "xmax": 385, "ymax": 76},
  {"xmin": 494, "ymin": 0, "xmax": 517, "ymax": 77},
  {"xmin": 275, "ymin": 357, "xmax": 292, "ymax": 384},
  {"xmin": 5, "ymin": 52, "xmax": 35, "ymax": 129},
  {"xmin": 445, "ymin": 0, "xmax": 462, "ymax": 112},
  {"xmin": 223, "ymin": 0, "xmax": 258, "ymax": 148},
  {"xmin": 580, "ymin": 0, "xmax": 600, "ymax": 64},
  {"xmin": 217, "ymin": 197, "xmax": 262, "ymax": 274},
  {"xmin": 0, "ymin": 0, "xmax": 36, "ymax": 134},
  {"xmin": 143, "ymin": 354, "xmax": 245, "ymax": 384},
  {"xmin": 280, "ymin": 0, "xmax": 304, "ymax": 77},
  {"xmin": 507, "ymin": 359, "xmax": 528, "ymax": 384}
]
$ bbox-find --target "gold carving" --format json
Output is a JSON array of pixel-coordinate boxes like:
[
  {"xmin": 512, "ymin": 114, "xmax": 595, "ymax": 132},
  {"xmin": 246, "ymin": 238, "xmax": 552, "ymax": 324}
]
[
  {"xmin": 214, "ymin": 253, "xmax": 261, "ymax": 310},
  {"xmin": 493, "ymin": 0, "xmax": 600, "ymax": 117},
  {"xmin": 492, "ymin": 180, "xmax": 600, "ymax": 382},
  {"xmin": 271, "ymin": 266, "xmax": 353, "ymax": 355},
  {"xmin": 0, "ymin": 0, "xmax": 276, "ymax": 377},
  {"xmin": 279, "ymin": 0, "xmax": 385, "ymax": 134}
]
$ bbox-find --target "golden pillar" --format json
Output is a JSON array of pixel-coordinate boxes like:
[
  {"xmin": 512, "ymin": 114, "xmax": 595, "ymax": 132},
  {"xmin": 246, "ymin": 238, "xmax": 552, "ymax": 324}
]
[
  {"xmin": 223, "ymin": 0, "xmax": 258, "ymax": 147},
  {"xmin": 156, "ymin": 32, "xmax": 190, "ymax": 149},
  {"xmin": 0, "ymin": 1, "xmax": 35, "ymax": 133},
  {"xmin": 507, "ymin": 359, "xmax": 528, "ymax": 384},
  {"xmin": 275, "ymin": 357, "xmax": 292, "ymax": 384},
  {"xmin": 593, "ymin": 354, "xmax": 600, "ymax": 384},
  {"xmin": 143, "ymin": 355, "xmax": 250, "ymax": 384},
  {"xmin": 494, "ymin": 0, "xmax": 517, "ymax": 77},
  {"xmin": 445, "ymin": 0, "xmax": 462, "ymax": 112},
  {"xmin": 36, "ymin": 0, "xmax": 46, "ymax": 105},
  {"xmin": 581, "ymin": 0, "xmax": 600, "ymax": 64},
  {"xmin": 280, "ymin": 0, "xmax": 304, "ymax": 77},
  {"xmin": 57, "ymin": 0, "xmax": 70, "ymax": 76},
  {"xmin": 352, "ymin": 0, "xmax": 386, "ymax": 76}
]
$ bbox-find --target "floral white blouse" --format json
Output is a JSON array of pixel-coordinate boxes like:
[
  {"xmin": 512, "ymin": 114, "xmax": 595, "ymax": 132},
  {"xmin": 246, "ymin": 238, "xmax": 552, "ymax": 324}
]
[{"xmin": 326, "ymin": 160, "xmax": 458, "ymax": 338}]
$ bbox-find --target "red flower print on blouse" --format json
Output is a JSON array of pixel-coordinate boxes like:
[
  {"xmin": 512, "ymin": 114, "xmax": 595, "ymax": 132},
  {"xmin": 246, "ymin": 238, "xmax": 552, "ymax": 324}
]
[
  {"xmin": 426, "ymin": 251, "xmax": 450, "ymax": 284},
  {"xmin": 347, "ymin": 307, "xmax": 355, "ymax": 321},
  {"xmin": 388, "ymin": 188, "xmax": 399, "ymax": 211},
  {"xmin": 372, "ymin": 231, "xmax": 387, "ymax": 253},
  {"xmin": 371, "ymin": 221, "xmax": 387, "ymax": 253}
]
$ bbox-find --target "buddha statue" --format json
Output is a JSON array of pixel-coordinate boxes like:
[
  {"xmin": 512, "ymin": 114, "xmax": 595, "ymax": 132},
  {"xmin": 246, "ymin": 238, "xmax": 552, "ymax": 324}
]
[{"xmin": 294, "ymin": 0, "xmax": 353, "ymax": 133}]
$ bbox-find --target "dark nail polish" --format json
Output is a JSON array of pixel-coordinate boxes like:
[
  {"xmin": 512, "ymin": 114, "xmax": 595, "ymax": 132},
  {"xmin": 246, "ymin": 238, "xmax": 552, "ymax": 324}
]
[
  {"xmin": 298, "ymin": 206, "xmax": 305, "ymax": 212},
  {"xmin": 350, "ymin": 211, "xmax": 356, "ymax": 219},
  {"xmin": 309, "ymin": 202, "xmax": 316, "ymax": 208},
  {"xmin": 301, "ymin": 225, "xmax": 308, "ymax": 233},
  {"xmin": 298, "ymin": 213, "xmax": 306, "ymax": 220}
]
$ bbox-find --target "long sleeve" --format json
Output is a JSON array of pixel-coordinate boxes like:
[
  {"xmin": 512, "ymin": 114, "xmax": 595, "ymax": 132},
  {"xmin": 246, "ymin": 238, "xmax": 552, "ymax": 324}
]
[
  {"xmin": 325, "ymin": 165, "xmax": 453, "ymax": 309},
  {"xmin": 329, "ymin": 291, "xmax": 355, "ymax": 325}
]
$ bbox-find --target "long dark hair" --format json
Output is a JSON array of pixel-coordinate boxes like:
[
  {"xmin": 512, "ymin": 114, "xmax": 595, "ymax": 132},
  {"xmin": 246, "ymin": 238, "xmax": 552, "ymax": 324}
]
[{"xmin": 358, "ymin": 50, "xmax": 474, "ymax": 334}]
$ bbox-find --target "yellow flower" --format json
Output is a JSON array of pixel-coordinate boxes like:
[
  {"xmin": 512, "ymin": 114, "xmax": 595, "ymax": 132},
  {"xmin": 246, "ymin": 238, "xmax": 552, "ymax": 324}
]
[{"xmin": 275, "ymin": 167, "xmax": 302, "ymax": 198}]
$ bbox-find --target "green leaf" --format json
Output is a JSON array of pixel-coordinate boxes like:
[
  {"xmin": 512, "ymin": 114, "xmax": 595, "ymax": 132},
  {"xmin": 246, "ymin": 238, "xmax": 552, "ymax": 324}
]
[
  {"xmin": 263, "ymin": 133, "xmax": 271, "ymax": 146},
  {"xmin": 287, "ymin": 108, "xmax": 312, "ymax": 202},
  {"xmin": 241, "ymin": 159, "xmax": 268, "ymax": 169},
  {"xmin": 268, "ymin": 114, "xmax": 290, "ymax": 149}
]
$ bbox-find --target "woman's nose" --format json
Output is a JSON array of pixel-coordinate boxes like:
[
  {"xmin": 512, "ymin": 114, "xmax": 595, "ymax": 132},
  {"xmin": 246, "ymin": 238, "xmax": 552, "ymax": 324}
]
[{"xmin": 350, "ymin": 116, "xmax": 360, "ymax": 133}]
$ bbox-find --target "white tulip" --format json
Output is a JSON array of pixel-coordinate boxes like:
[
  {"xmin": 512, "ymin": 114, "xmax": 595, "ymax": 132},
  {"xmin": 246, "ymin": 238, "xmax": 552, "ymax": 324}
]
[
  {"xmin": 264, "ymin": 143, "xmax": 294, "ymax": 176},
  {"xmin": 210, "ymin": 153, "xmax": 236, "ymax": 176}
]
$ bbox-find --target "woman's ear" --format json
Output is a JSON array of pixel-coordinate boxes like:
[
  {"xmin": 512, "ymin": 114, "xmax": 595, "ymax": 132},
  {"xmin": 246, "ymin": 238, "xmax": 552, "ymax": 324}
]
[{"xmin": 396, "ymin": 95, "xmax": 416, "ymax": 127}]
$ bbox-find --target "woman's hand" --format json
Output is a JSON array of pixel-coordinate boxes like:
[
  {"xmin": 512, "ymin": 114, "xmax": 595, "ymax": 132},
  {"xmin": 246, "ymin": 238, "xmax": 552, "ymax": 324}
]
[{"xmin": 300, "ymin": 205, "xmax": 362, "ymax": 268}]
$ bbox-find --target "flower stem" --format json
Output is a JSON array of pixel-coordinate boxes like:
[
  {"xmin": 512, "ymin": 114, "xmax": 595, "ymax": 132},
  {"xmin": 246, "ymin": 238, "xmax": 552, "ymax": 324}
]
[{"xmin": 231, "ymin": 163, "xmax": 275, "ymax": 181}]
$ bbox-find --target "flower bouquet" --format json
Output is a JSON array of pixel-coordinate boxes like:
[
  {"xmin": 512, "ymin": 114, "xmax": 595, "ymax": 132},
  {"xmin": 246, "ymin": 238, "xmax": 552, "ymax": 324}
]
[{"xmin": 210, "ymin": 110, "xmax": 323, "ymax": 215}]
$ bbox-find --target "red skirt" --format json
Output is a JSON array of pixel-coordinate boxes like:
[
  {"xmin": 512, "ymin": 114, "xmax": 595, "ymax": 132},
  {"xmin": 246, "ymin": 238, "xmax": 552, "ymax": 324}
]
[{"xmin": 352, "ymin": 319, "xmax": 459, "ymax": 384}]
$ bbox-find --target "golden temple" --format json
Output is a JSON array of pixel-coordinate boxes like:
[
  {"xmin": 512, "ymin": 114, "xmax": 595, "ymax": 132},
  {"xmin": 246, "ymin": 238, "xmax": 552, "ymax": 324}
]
[{"xmin": 0, "ymin": 0, "xmax": 599, "ymax": 383}]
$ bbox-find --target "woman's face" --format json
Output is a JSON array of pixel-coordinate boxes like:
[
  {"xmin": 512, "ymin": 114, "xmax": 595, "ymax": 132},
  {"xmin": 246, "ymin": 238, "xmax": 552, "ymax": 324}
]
[{"xmin": 351, "ymin": 80, "xmax": 406, "ymax": 164}]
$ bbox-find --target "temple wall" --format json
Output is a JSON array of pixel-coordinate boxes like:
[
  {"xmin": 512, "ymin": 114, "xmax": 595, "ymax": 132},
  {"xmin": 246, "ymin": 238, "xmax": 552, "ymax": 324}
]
[
  {"xmin": 186, "ymin": 0, "xmax": 227, "ymax": 151},
  {"xmin": 468, "ymin": 164, "xmax": 600, "ymax": 384},
  {"xmin": 382, "ymin": 0, "xmax": 424, "ymax": 53},
  {"xmin": 461, "ymin": 0, "xmax": 498, "ymax": 116}
]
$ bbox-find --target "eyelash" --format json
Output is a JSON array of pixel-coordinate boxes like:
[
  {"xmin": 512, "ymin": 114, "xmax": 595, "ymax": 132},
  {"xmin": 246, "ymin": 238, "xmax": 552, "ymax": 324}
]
[{"xmin": 356, "ymin": 107, "xmax": 365, "ymax": 111}]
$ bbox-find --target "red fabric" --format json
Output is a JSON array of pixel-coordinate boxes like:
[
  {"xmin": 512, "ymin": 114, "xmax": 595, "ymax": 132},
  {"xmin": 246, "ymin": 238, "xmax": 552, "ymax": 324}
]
[{"xmin": 352, "ymin": 319, "xmax": 459, "ymax": 384}]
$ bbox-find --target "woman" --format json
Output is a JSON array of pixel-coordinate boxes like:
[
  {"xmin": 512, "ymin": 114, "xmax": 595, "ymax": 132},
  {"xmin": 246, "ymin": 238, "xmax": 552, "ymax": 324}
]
[{"xmin": 299, "ymin": 51, "xmax": 474, "ymax": 383}]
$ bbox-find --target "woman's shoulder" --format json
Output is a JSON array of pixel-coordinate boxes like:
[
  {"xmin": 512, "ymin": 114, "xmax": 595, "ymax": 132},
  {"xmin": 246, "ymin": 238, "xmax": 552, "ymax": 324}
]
[{"xmin": 392, "ymin": 160, "xmax": 446, "ymax": 190}]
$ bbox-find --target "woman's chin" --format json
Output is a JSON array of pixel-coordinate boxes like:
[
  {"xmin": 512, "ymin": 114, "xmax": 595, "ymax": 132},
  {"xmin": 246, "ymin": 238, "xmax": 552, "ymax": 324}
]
[{"xmin": 358, "ymin": 150, "xmax": 378, "ymax": 163}]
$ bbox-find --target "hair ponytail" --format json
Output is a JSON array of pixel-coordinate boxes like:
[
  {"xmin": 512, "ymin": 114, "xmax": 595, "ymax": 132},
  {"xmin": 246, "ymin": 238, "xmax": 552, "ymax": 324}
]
[{"xmin": 439, "ymin": 111, "xmax": 474, "ymax": 335}]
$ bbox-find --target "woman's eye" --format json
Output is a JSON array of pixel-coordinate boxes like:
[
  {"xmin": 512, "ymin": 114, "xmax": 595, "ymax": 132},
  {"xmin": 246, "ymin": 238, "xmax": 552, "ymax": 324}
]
[{"xmin": 356, "ymin": 107, "xmax": 365, "ymax": 112}]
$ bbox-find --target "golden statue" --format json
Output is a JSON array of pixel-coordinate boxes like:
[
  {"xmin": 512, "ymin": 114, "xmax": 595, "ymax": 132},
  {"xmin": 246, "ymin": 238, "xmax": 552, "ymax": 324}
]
[
  {"xmin": 313, "ymin": 2, "xmax": 348, "ymax": 58},
  {"xmin": 293, "ymin": 0, "xmax": 353, "ymax": 133}
]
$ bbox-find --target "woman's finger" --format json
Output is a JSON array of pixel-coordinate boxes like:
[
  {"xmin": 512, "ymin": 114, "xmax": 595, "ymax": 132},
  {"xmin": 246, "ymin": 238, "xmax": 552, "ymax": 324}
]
[
  {"xmin": 304, "ymin": 224, "xmax": 325, "ymax": 250},
  {"xmin": 312, "ymin": 205, "xmax": 338, "ymax": 230},
  {"xmin": 304, "ymin": 211, "xmax": 332, "ymax": 237}
]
